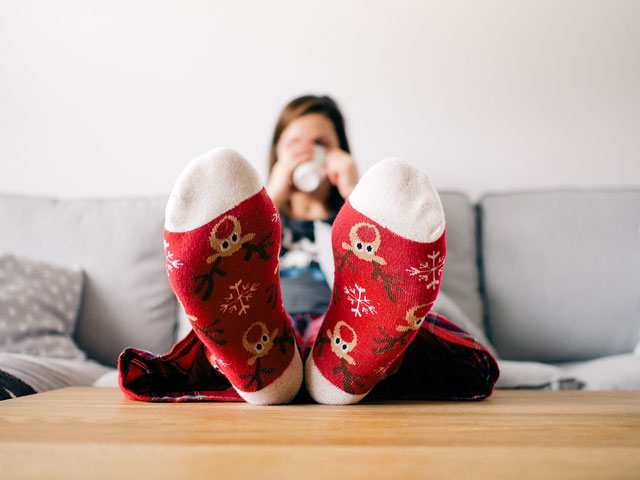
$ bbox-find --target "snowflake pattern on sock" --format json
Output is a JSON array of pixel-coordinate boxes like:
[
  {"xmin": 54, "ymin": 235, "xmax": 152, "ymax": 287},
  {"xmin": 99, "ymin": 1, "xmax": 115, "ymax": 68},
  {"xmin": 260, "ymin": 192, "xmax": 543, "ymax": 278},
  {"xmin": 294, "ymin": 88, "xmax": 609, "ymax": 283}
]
[
  {"xmin": 343, "ymin": 283, "xmax": 377, "ymax": 318},
  {"xmin": 220, "ymin": 280, "xmax": 259, "ymax": 315},
  {"xmin": 406, "ymin": 250, "xmax": 445, "ymax": 290},
  {"xmin": 164, "ymin": 240, "xmax": 183, "ymax": 274}
]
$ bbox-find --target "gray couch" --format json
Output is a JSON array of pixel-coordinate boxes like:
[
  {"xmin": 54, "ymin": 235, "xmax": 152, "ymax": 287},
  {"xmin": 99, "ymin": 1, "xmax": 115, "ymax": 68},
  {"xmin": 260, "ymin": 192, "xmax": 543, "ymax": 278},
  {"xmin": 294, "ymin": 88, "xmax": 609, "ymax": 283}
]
[{"xmin": 1, "ymin": 188, "xmax": 639, "ymax": 394}]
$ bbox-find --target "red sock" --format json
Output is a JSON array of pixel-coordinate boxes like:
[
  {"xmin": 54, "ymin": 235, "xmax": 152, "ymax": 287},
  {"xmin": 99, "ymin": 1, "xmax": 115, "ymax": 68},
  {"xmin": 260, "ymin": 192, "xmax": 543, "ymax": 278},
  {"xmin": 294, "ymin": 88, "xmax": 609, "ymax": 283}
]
[
  {"xmin": 164, "ymin": 148, "xmax": 302, "ymax": 404},
  {"xmin": 305, "ymin": 158, "xmax": 446, "ymax": 404}
]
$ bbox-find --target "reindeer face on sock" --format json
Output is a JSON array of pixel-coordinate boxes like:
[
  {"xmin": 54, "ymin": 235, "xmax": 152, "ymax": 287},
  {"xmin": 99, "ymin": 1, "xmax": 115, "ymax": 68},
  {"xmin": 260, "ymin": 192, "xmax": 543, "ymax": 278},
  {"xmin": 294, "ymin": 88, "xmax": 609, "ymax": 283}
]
[
  {"xmin": 207, "ymin": 215, "xmax": 256, "ymax": 264},
  {"xmin": 328, "ymin": 321, "xmax": 358, "ymax": 365},
  {"xmin": 208, "ymin": 352, "xmax": 223, "ymax": 371},
  {"xmin": 242, "ymin": 321, "xmax": 279, "ymax": 365},
  {"xmin": 342, "ymin": 222, "xmax": 387, "ymax": 265},
  {"xmin": 397, "ymin": 303, "xmax": 434, "ymax": 332}
]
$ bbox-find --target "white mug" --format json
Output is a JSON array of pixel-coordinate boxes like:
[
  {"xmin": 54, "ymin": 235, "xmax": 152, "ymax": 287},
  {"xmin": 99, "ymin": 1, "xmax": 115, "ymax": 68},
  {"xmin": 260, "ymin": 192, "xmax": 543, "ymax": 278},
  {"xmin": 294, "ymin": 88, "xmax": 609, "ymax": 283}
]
[{"xmin": 292, "ymin": 144, "xmax": 327, "ymax": 192}]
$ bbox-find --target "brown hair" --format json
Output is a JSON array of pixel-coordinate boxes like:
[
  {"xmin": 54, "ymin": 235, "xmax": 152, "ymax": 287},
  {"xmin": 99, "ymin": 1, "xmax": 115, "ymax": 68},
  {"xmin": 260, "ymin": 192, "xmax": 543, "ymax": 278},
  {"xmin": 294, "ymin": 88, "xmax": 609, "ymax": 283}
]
[{"xmin": 268, "ymin": 95, "xmax": 350, "ymax": 213}]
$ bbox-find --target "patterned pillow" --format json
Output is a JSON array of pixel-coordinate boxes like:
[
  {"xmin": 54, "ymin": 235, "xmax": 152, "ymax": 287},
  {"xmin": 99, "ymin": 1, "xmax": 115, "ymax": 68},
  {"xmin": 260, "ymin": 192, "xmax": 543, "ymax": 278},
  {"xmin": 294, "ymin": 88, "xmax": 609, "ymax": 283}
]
[{"xmin": 0, "ymin": 255, "xmax": 85, "ymax": 360}]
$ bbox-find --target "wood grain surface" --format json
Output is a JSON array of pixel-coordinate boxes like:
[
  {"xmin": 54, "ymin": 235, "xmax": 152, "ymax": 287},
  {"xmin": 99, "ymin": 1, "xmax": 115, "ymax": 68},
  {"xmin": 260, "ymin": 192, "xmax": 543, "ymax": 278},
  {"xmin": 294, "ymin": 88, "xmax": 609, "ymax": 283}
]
[{"xmin": 1, "ymin": 387, "xmax": 639, "ymax": 479}]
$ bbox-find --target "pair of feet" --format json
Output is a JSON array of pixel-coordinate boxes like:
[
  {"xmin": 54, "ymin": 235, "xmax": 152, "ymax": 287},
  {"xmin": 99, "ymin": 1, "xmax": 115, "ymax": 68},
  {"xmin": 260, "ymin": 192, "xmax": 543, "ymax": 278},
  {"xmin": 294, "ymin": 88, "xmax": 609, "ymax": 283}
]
[{"xmin": 164, "ymin": 148, "xmax": 446, "ymax": 404}]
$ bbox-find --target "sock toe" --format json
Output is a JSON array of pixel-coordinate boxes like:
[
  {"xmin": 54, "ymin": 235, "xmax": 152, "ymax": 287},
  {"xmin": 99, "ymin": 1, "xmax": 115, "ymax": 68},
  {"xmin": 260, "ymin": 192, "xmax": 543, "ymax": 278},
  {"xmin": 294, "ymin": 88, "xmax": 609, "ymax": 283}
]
[
  {"xmin": 165, "ymin": 147, "xmax": 263, "ymax": 233},
  {"xmin": 349, "ymin": 157, "xmax": 445, "ymax": 243}
]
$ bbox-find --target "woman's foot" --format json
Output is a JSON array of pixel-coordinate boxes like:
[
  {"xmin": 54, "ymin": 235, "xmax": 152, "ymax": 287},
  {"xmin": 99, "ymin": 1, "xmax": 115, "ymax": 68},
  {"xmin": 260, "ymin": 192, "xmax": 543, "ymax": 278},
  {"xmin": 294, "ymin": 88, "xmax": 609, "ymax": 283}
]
[
  {"xmin": 164, "ymin": 148, "xmax": 302, "ymax": 404},
  {"xmin": 305, "ymin": 158, "xmax": 446, "ymax": 404}
]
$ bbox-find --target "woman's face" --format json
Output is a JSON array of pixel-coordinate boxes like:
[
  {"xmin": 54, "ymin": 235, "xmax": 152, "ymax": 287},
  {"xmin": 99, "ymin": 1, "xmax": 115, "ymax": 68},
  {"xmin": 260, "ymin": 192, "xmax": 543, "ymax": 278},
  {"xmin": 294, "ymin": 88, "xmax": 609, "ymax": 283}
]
[{"xmin": 276, "ymin": 113, "xmax": 340, "ymax": 163}]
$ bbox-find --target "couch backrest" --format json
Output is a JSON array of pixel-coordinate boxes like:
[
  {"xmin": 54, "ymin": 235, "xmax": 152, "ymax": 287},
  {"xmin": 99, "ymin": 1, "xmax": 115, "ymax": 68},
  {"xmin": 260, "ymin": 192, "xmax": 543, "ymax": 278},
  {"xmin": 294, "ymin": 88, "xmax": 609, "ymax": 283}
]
[
  {"xmin": 0, "ymin": 194, "xmax": 177, "ymax": 367},
  {"xmin": 0, "ymin": 190, "xmax": 489, "ymax": 368},
  {"xmin": 479, "ymin": 189, "xmax": 640, "ymax": 362},
  {"xmin": 438, "ymin": 192, "xmax": 485, "ymax": 334}
]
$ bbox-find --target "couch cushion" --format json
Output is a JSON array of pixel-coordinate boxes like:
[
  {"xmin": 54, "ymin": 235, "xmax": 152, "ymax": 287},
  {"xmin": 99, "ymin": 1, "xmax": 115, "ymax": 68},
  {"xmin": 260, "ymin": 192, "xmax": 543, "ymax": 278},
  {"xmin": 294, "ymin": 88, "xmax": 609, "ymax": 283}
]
[
  {"xmin": 0, "ymin": 254, "xmax": 85, "ymax": 360},
  {"xmin": 559, "ymin": 354, "xmax": 640, "ymax": 390},
  {"xmin": 495, "ymin": 360, "xmax": 584, "ymax": 390},
  {"xmin": 480, "ymin": 190, "xmax": 640, "ymax": 362},
  {"xmin": 438, "ymin": 192, "xmax": 484, "ymax": 334},
  {"xmin": 0, "ymin": 194, "xmax": 177, "ymax": 366},
  {"xmin": 0, "ymin": 352, "xmax": 111, "ymax": 397}
]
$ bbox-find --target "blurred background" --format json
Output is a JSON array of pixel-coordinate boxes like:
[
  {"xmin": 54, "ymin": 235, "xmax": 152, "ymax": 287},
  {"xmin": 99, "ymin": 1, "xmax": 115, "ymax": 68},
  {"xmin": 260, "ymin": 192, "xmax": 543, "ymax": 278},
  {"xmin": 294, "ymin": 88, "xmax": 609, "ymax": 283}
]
[{"xmin": 1, "ymin": 0, "xmax": 639, "ymax": 199}]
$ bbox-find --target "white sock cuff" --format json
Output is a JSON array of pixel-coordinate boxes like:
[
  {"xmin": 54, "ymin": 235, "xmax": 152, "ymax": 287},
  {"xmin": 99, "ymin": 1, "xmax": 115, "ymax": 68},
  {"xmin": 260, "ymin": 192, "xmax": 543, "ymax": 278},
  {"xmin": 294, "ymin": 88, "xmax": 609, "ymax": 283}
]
[
  {"xmin": 304, "ymin": 354, "xmax": 368, "ymax": 405},
  {"xmin": 165, "ymin": 148, "xmax": 263, "ymax": 233},
  {"xmin": 348, "ymin": 157, "xmax": 445, "ymax": 243}
]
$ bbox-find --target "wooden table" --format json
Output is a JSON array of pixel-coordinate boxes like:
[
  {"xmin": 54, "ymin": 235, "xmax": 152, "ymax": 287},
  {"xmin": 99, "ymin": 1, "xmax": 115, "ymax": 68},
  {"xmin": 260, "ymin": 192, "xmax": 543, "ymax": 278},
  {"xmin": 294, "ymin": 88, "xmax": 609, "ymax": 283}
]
[{"xmin": 1, "ymin": 388, "xmax": 639, "ymax": 479}]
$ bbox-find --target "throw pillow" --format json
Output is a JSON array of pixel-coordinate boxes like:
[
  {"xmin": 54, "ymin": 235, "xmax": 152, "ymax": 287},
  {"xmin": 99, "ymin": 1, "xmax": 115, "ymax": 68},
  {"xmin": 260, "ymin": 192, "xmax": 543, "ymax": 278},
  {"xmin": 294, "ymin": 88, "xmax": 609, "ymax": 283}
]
[{"xmin": 0, "ymin": 254, "xmax": 85, "ymax": 360}]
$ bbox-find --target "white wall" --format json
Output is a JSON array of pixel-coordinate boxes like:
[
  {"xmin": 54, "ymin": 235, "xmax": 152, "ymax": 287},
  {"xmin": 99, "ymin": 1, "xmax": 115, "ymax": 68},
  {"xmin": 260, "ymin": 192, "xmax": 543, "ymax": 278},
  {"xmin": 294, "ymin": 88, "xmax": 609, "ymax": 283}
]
[{"xmin": 1, "ymin": 0, "xmax": 639, "ymax": 199}]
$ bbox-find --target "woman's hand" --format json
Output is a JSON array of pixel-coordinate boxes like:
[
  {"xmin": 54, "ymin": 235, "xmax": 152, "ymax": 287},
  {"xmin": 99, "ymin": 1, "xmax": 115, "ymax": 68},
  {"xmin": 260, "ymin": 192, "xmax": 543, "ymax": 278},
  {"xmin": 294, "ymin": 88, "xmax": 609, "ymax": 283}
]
[
  {"xmin": 325, "ymin": 148, "xmax": 359, "ymax": 199},
  {"xmin": 266, "ymin": 143, "xmax": 316, "ymax": 209}
]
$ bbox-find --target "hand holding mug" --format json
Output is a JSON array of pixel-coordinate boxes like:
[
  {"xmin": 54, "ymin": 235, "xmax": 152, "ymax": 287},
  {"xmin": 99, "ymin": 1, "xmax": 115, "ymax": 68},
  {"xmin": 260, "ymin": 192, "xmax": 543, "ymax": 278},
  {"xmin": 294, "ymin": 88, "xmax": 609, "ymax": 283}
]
[{"xmin": 325, "ymin": 148, "xmax": 359, "ymax": 199}]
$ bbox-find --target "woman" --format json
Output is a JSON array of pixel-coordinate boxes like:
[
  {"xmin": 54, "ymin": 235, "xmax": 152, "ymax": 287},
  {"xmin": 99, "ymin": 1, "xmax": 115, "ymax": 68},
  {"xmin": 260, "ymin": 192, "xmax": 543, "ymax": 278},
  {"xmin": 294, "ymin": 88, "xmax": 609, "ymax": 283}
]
[
  {"xmin": 118, "ymin": 95, "xmax": 499, "ymax": 405},
  {"xmin": 266, "ymin": 95, "xmax": 358, "ymax": 339},
  {"xmin": 266, "ymin": 95, "xmax": 358, "ymax": 219}
]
